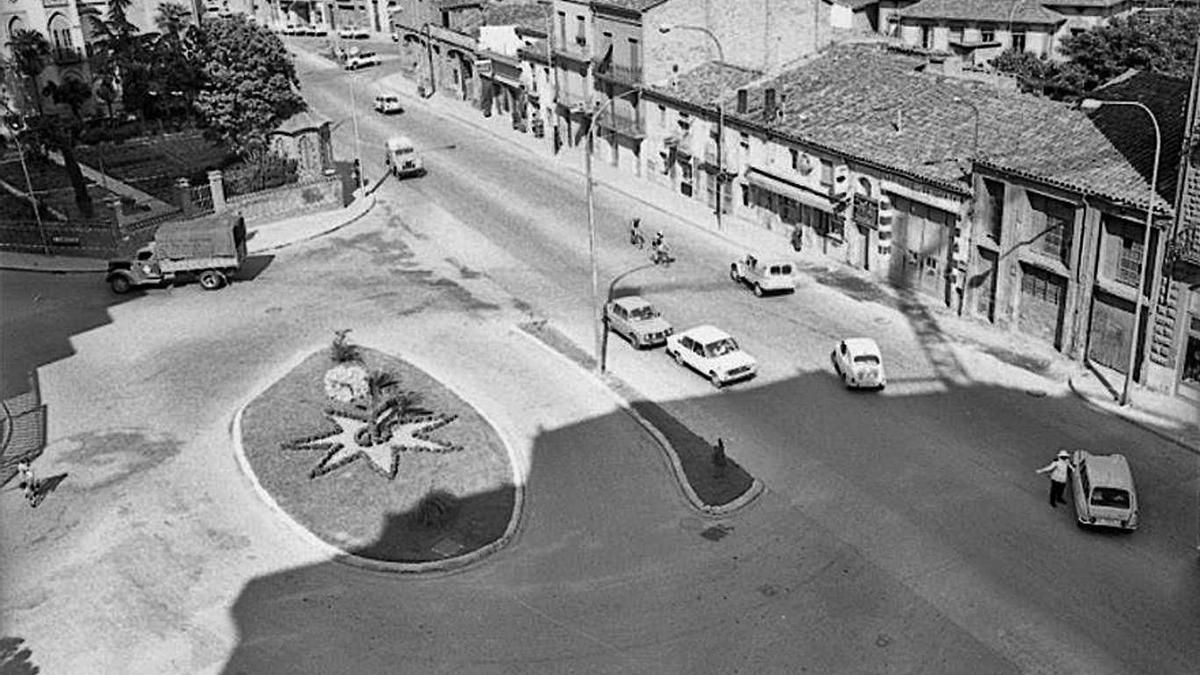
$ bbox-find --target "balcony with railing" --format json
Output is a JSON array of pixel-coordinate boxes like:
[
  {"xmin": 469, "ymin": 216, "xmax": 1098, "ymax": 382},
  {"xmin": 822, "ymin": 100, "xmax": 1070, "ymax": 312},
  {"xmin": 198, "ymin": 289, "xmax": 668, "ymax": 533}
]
[
  {"xmin": 1173, "ymin": 225, "xmax": 1200, "ymax": 269},
  {"xmin": 595, "ymin": 109, "xmax": 644, "ymax": 138},
  {"xmin": 595, "ymin": 62, "xmax": 642, "ymax": 85},
  {"xmin": 552, "ymin": 34, "xmax": 591, "ymax": 65},
  {"xmin": 52, "ymin": 46, "xmax": 86, "ymax": 65}
]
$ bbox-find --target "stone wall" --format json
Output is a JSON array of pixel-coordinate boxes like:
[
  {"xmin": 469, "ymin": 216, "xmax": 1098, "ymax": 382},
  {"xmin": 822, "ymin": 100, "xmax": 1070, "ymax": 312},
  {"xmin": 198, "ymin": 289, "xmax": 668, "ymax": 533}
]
[{"xmin": 225, "ymin": 174, "xmax": 343, "ymax": 224}]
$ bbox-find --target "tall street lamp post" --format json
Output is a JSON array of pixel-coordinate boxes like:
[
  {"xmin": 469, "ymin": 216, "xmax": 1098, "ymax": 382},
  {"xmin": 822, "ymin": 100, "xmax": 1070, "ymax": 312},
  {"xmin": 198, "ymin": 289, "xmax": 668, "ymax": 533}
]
[
  {"xmin": 578, "ymin": 88, "xmax": 640, "ymax": 374},
  {"xmin": 348, "ymin": 72, "xmax": 365, "ymax": 195},
  {"xmin": 1080, "ymin": 98, "xmax": 1162, "ymax": 407},
  {"xmin": 658, "ymin": 22, "xmax": 726, "ymax": 232}
]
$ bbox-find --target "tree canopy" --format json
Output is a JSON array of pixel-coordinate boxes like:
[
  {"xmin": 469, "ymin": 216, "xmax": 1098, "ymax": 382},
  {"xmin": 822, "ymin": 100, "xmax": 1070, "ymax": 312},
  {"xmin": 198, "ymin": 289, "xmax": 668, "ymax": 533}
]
[
  {"xmin": 993, "ymin": 7, "xmax": 1200, "ymax": 99},
  {"xmin": 193, "ymin": 14, "xmax": 305, "ymax": 157}
]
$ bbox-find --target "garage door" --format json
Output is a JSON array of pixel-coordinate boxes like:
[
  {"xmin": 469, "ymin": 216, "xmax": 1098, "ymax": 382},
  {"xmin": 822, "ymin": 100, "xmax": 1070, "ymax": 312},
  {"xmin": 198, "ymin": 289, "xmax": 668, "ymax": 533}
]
[
  {"xmin": 1017, "ymin": 264, "xmax": 1066, "ymax": 349},
  {"xmin": 1088, "ymin": 292, "xmax": 1135, "ymax": 374}
]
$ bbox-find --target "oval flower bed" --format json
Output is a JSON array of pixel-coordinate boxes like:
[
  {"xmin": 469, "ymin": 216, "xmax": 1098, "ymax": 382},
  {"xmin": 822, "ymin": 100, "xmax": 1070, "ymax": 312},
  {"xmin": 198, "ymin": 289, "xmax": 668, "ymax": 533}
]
[{"xmin": 241, "ymin": 347, "xmax": 516, "ymax": 564}]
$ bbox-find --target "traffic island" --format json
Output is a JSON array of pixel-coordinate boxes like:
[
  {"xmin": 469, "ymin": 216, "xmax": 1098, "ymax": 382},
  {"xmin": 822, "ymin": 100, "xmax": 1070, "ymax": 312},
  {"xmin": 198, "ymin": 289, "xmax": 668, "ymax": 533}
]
[
  {"xmin": 519, "ymin": 320, "xmax": 760, "ymax": 513},
  {"xmin": 238, "ymin": 333, "xmax": 517, "ymax": 568}
]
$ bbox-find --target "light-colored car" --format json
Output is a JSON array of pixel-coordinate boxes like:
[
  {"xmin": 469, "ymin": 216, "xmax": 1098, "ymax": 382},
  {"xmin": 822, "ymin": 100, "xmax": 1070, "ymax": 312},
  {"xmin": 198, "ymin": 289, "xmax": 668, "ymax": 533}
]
[
  {"xmin": 666, "ymin": 325, "xmax": 758, "ymax": 388},
  {"xmin": 730, "ymin": 254, "xmax": 796, "ymax": 296},
  {"xmin": 1070, "ymin": 450, "xmax": 1139, "ymax": 531},
  {"xmin": 308, "ymin": 25, "xmax": 328, "ymax": 37},
  {"xmin": 831, "ymin": 337, "xmax": 886, "ymax": 389},
  {"xmin": 604, "ymin": 296, "xmax": 673, "ymax": 349},
  {"xmin": 385, "ymin": 135, "xmax": 424, "ymax": 178},
  {"xmin": 344, "ymin": 51, "xmax": 380, "ymax": 70},
  {"xmin": 339, "ymin": 27, "xmax": 369, "ymax": 39},
  {"xmin": 374, "ymin": 94, "xmax": 403, "ymax": 114}
]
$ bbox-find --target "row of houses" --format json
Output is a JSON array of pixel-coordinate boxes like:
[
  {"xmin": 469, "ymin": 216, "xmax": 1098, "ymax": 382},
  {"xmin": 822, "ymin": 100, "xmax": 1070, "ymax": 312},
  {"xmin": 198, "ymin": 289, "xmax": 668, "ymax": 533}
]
[{"xmin": 385, "ymin": 0, "xmax": 1198, "ymax": 401}]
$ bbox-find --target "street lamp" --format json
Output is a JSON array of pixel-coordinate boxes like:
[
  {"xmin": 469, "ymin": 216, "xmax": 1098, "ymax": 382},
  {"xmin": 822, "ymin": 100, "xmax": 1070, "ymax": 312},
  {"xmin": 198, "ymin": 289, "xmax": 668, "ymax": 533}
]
[
  {"xmin": 1079, "ymin": 98, "xmax": 1162, "ymax": 407},
  {"xmin": 578, "ymin": 87, "xmax": 640, "ymax": 374},
  {"xmin": 658, "ymin": 22, "xmax": 727, "ymax": 232},
  {"xmin": 348, "ymin": 72, "xmax": 365, "ymax": 195}
]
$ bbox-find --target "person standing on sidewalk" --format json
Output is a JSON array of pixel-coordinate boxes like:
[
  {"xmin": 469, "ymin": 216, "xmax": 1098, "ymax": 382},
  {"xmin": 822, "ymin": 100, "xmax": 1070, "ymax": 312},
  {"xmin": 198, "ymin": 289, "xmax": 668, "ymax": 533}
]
[
  {"xmin": 1035, "ymin": 450, "xmax": 1072, "ymax": 508},
  {"xmin": 16, "ymin": 461, "xmax": 38, "ymax": 507}
]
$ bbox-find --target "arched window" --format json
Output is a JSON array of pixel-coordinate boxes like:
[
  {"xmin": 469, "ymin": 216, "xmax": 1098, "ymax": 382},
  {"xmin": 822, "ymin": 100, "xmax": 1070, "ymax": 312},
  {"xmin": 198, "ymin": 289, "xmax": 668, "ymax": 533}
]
[
  {"xmin": 47, "ymin": 13, "xmax": 74, "ymax": 53},
  {"xmin": 6, "ymin": 17, "xmax": 25, "ymax": 42},
  {"xmin": 857, "ymin": 177, "xmax": 873, "ymax": 198}
]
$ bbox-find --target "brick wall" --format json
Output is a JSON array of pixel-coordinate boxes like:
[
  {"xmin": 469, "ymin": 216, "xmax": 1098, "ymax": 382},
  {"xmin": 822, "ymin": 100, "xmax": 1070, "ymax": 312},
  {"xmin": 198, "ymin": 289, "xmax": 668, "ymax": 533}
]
[{"xmin": 226, "ymin": 176, "xmax": 343, "ymax": 224}]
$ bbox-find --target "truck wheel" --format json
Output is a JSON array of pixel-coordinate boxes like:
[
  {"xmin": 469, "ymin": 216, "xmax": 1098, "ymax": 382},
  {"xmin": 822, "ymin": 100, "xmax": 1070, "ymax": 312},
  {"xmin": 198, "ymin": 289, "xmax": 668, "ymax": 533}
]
[
  {"xmin": 109, "ymin": 276, "xmax": 132, "ymax": 294},
  {"xmin": 709, "ymin": 372, "xmax": 723, "ymax": 388},
  {"xmin": 199, "ymin": 270, "xmax": 226, "ymax": 291},
  {"xmin": 729, "ymin": 267, "xmax": 739, "ymax": 282},
  {"xmin": 753, "ymin": 283, "xmax": 764, "ymax": 297}
]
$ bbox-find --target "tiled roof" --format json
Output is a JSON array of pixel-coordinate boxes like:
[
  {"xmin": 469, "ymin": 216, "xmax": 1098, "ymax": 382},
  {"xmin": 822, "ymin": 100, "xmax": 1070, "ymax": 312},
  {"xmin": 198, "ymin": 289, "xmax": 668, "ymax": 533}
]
[
  {"xmin": 438, "ymin": 0, "xmax": 482, "ymax": 9},
  {"xmin": 646, "ymin": 61, "xmax": 762, "ymax": 107},
  {"xmin": 1088, "ymin": 69, "xmax": 1189, "ymax": 205},
  {"xmin": 591, "ymin": 1, "xmax": 671, "ymax": 12},
  {"xmin": 898, "ymin": 0, "xmax": 1065, "ymax": 24},
  {"xmin": 665, "ymin": 44, "xmax": 1166, "ymax": 209},
  {"xmin": 483, "ymin": 0, "xmax": 551, "ymax": 33},
  {"xmin": 1040, "ymin": 0, "xmax": 1126, "ymax": 7}
]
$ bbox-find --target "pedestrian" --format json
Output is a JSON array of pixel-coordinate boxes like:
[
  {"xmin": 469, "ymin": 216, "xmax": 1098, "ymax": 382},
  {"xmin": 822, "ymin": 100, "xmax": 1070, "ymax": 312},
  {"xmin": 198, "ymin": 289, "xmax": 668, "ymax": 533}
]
[
  {"xmin": 712, "ymin": 437, "xmax": 728, "ymax": 469},
  {"xmin": 1035, "ymin": 450, "xmax": 1072, "ymax": 507},
  {"xmin": 16, "ymin": 461, "xmax": 37, "ymax": 506}
]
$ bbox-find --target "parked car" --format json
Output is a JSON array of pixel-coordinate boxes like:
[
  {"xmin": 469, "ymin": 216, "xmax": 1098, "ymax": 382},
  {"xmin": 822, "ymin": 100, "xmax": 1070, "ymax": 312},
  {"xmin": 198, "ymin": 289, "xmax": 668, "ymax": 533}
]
[
  {"xmin": 339, "ymin": 27, "xmax": 369, "ymax": 39},
  {"xmin": 666, "ymin": 325, "xmax": 758, "ymax": 388},
  {"xmin": 280, "ymin": 23, "xmax": 300, "ymax": 35},
  {"xmin": 830, "ymin": 338, "xmax": 886, "ymax": 390},
  {"xmin": 309, "ymin": 25, "xmax": 328, "ymax": 37},
  {"xmin": 374, "ymin": 94, "xmax": 403, "ymax": 114},
  {"xmin": 343, "ymin": 51, "xmax": 380, "ymax": 70},
  {"xmin": 385, "ymin": 135, "xmax": 424, "ymax": 178},
  {"xmin": 604, "ymin": 296, "xmax": 673, "ymax": 349},
  {"xmin": 730, "ymin": 254, "xmax": 796, "ymax": 296},
  {"xmin": 1070, "ymin": 450, "xmax": 1139, "ymax": 531}
]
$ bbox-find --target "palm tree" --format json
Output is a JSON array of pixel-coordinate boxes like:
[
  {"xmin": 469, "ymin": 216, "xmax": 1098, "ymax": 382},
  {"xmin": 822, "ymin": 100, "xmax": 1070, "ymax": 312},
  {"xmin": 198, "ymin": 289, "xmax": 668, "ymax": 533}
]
[
  {"xmin": 7, "ymin": 29, "xmax": 51, "ymax": 114},
  {"xmin": 363, "ymin": 370, "xmax": 421, "ymax": 445}
]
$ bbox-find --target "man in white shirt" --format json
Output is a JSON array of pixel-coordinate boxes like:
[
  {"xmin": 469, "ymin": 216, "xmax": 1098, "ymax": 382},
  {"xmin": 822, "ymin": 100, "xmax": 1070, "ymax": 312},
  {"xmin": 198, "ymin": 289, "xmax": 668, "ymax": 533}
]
[{"xmin": 1036, "ymin": 450, "xmax": 1072, "ymax": 508}]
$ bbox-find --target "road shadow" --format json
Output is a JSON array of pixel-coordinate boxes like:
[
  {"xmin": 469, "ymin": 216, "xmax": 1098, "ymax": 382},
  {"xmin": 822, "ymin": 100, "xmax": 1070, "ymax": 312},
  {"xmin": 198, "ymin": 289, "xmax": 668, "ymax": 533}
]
[
  {"xmin": 31, "ymin": 472, "xmax": 68, "ymax": 503},
  {"xmin": 0, "ymin": 635, "xmax": 39, "ymax": 675},
  {"xmin": 236, "ymin": 254, "xmax": 275, "ymax": 282},
  {"xmin": 218, "ymin": 368, "xmax": 1200, "ymax": 674}
]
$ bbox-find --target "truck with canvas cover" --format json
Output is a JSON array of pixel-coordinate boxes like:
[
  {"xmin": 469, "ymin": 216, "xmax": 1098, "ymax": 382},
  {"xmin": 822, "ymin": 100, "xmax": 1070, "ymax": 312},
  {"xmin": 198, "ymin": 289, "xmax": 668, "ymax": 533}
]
[{"xmin": 106, "ymin": 214, "xmax": 247, "ymax": 294}]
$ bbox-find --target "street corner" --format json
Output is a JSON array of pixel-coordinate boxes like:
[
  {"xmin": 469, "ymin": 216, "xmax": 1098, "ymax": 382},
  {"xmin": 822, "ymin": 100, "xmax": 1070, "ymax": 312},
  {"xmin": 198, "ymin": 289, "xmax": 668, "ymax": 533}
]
[
  {"xmin": 1069, "ymin": 367, "xmax": 1200, "ymax": 452},
  {"xmin": 231, "ymin": 336, "xmax": 524, "ymax": 574}
]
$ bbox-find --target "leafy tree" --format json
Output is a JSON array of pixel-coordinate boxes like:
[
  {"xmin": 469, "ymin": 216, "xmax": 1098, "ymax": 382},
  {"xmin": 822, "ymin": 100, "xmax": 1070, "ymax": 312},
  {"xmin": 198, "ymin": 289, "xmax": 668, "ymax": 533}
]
[
  {"xmin": 88, "ymin": 0, "xmax": 155, "ymax": 120},
  {"xmin": 147, "ymin": 3, "xmax": 204, "ymax": 122},
  {"xmin": 1057, "ymin": 7, "xmax": 1200, "ymax": 91},
  {"xmin": 43, "ymin": 79, "xmax": 93, "ymax": 121},
  {"xmin": 193, "ymin": 14, "xmax": 305, "ymax": 158}
]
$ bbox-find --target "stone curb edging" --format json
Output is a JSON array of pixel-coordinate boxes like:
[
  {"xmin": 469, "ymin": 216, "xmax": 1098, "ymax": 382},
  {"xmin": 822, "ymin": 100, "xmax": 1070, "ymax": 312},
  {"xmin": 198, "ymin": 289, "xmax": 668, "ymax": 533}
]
[
  {"xmin": 1067, "ymin": 375, "xmax": 1200, "ymax": 455},
  {"xmin": 228, "ymin": 345, "xmax": 526, "ymax": 576},
  {"xmin": 511, "ymin": 323, "xmax": 764, "ymax": 518},
  {"xmin": 247, "ymin": 194, "xmax": 378, "ymax": 255}
]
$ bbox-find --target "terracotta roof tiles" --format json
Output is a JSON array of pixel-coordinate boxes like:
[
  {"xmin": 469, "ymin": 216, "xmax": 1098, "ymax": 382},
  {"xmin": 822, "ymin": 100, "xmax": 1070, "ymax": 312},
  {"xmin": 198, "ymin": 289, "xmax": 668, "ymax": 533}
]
[{"xmin": 898, "ymin": 0, "xmax": 1065, "ymax": 24}]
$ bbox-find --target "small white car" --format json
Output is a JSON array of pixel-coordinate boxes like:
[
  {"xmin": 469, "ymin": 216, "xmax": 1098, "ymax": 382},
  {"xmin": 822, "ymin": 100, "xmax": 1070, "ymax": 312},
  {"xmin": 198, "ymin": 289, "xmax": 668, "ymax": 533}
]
[
  {"xmin": 831, "ymin": 337, "xmax": 886, "ymax": 389},
  {"xmin": 604, "ymin": 296, "xmax": 673, "ymax": 349},
  {"xmin": 730, "ymin": 254, "xmax": 796, "ymax": 296},
  {"xmin": 666, "ymin": 325, "xmax": 758, "ymax": 388},
  {"xmin": 339, "ymin": 27, "xmax": 369, "ymax": 40},
  {"xmin": 374, "ymin": 94, "xmax": 403, "ymax": 114},
  {"xmin": 308, "ymin": 25, "xmax": 328, "ymax": 37},
  {"xmin": 344, "ymin": 51, "xmax": 380, "ymax": 70},
  {"xmin": 385, "ymin": 135, "xmax": 424, "ymax": 178},
  {"xmin": 1070, "ymin": 450, "xmax": 1138, "ymax": 531}
]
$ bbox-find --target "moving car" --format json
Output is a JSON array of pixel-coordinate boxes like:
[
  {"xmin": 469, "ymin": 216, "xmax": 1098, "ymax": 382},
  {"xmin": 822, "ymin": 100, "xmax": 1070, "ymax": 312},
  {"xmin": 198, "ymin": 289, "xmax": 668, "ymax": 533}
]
[
  {"xmin": 730, "ymin": 254, "xmax": 796, "ymax": 296},
  {"xmin": 1070, "ymin": 450, "xmax": 1139, "ymax": 531},
  {"xmin": 831, "ymin": 338, "xmax": 886, "ymax": 389},
  {"xmin": 604, "ymin": 296, "xmax": 673, "ymax": 349},
  {"xmin": 385, "ymin": 135, "xmax": 424, "ymax": 178},
  {"xmin": 666, "ymin": 325, "xmax": 758, "ymax": 388},
  {"xmin": 343, "ymin": 51, "xmax": 380, "ymax": 70},
  {"xmin": 374, "ymin": 94, "xmax": 403, "ymax": 114}
]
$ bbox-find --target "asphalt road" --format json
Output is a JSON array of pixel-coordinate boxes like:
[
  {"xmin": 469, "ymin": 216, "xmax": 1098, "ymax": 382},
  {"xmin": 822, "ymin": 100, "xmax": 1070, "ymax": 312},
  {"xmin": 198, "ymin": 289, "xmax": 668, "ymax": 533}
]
[
  {"xmin": 0, "ymin": 44, "xmax": 1196, "ymax": 674},
  {"xmin": 290, "ymin": 49, "xmax": 1200, "ymax": 673}
]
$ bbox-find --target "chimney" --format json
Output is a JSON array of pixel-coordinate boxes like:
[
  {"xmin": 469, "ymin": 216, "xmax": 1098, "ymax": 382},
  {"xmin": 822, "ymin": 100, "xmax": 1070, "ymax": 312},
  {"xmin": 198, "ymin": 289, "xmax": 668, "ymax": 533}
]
[
  {"xmin": 764, "ymin": 87, "xmax": 776, "ymax": 122},
  {"xmin": 736, "ymin": 88, "xmax": 748, "ymax": 114}
]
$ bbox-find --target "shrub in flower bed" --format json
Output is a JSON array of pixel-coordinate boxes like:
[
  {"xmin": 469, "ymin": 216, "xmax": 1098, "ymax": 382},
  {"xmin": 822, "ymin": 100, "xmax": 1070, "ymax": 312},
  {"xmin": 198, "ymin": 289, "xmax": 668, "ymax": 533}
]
[{"xmin": 241, "ymin": 347, "xmax": 515, "ymax": 563}]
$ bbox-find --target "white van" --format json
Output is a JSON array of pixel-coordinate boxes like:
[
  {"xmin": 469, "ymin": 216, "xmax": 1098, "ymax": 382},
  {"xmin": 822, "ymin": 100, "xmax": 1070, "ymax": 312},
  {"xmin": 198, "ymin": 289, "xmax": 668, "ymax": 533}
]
[
  {"xmin": 373, "ymin": 94, "xmax": 403, "ymax": 114},
  {"xmin": 385, "ymin": 136, "xmax": 424, "ymax": 178}
]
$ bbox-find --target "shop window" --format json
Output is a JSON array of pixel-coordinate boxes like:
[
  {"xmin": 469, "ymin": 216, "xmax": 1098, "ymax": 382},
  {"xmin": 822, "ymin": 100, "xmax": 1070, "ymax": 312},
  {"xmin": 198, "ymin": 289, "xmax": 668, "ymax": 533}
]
[
  {"xmin": 1115, "ymin": 235, "xmax": 1144, "ymax": 287},
  {"xmin": 1182, "ymin": 327, "xmax": 1200, "ymax": 387},
  {"xmin": 1029, "ymin": 192, "xmax": 1072, "ymax": 265},
  {"xmin": 790, "ymin": 148, "xmax": 799, "ymax": 171}
]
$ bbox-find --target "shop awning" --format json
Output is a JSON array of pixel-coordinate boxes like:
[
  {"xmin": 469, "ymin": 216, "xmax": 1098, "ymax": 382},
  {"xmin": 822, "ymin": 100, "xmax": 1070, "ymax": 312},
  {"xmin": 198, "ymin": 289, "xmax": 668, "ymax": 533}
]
[{"xmin": 745, "ymin": 167, "xmax": 834, "ymax": 212}]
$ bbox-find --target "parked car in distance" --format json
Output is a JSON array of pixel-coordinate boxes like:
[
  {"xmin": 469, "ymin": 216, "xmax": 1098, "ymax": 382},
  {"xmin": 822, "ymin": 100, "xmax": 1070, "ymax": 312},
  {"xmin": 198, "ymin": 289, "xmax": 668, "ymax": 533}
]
[
  {"xmin": 730, "ymin": 254, "xmax": 796, "ymax": 296},
  {"xmin": 831, "ymin": 337, "xmax": 886, "ymax": 390},
  {"xmin": 604, "ymin": 296, "xmax": 673, "ymax": 349},
  {"xmin": 308, "ymin": 25, "xmax": 328, "ymax": 36},
  {"xmin": 344, "ymin": 51, "xmax": 380, "ymax": 70},
  {"xmin": 373, "ymin": 94, "xmax": 403, "ymax": 114},
  {"xmin": 1070, "ymin": 450, "xmax": 1138, "ymax": 531},
  {"xmin": 385, "ymin": 135, "xmax": 424, "ymax": 178},
  {"xmin": 666, "ymin": 325, "xmax": 758, "ymax": 388},
  {"xmin": 339, "ymin": 27, "xmax": 369, "ymax": 39}
]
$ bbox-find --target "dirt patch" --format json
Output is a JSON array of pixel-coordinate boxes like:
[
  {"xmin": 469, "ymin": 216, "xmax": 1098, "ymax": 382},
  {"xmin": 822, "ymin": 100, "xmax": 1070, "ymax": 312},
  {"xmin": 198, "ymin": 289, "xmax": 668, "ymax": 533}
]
[{"xmin": 240, "ymin": 348, "xmax": 515, "ymax": 563}]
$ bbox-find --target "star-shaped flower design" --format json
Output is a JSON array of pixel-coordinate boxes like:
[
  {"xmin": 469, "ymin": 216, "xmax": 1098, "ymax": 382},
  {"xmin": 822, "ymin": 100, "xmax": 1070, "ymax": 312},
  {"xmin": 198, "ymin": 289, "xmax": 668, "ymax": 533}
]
[{"xmin": 285, "ymin": 412, "xmax": 460, "ymax": 480}]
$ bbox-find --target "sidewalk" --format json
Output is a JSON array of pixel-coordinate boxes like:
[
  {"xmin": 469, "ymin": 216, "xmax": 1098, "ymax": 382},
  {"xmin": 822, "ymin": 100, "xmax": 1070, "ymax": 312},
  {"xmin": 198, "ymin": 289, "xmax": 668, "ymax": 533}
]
[
  {"xmin": 379, "ymin": 69, "xmax": 1200, "ymax": 452},
  {"xmin": 0, "ymin": 193, "xmax": 376, "ymax": 273}
]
